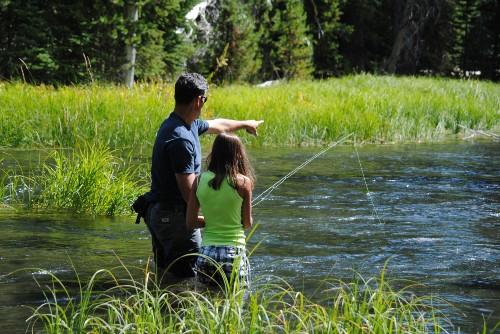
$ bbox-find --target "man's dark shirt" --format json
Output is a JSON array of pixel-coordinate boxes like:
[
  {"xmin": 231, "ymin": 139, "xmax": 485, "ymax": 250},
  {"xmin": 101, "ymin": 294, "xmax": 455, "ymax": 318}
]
[{"xmin": 150, "ymin": 112, "xmax": 209, "ymax": 204}]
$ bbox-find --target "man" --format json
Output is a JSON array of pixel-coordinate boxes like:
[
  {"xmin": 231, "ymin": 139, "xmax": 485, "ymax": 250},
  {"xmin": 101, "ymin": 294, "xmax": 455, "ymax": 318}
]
[{"xmin": 146, "ymin": 73, "xmax": 263, "ymax": 278}]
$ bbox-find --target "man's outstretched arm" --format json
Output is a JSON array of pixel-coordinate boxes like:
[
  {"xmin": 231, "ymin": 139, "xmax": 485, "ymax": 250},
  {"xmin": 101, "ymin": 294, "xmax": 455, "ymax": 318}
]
[{"xmin": 206, "ymin": 119, "xmax": 264, "ymax": 136}]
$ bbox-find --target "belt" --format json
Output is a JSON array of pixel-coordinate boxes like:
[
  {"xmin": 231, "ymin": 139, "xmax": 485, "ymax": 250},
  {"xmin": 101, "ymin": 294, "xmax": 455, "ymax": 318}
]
[{"xmin": 155, "ymin": 201, "xmax": 186, "ymax": 212}]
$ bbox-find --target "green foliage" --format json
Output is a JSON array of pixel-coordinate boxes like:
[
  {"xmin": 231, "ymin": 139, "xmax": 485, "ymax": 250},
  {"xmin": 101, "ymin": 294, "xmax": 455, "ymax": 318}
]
[
  {"xmin": 304, "ymin": 0, "xmax": 350, "ymax": 78},
  {"xmin": 418, "ymin": 0, "xmax": 456, "ymax": 75},
  {"xmin": 1, "ymin": 144, "xmax": 147, "ymax": 215},
  {"xmin": 451, "ymin": 0, "xmax": 499, "ymax": 80},
  {"xmin": 1, "ymin": 1, "xmax": 498, "ymax": 82},
  {"xmin": 0, "ymin": 82, "xmax": 170, "ymax": 148},
  {"xmin": 27, "ymin": 263, "xmax": 452, "ymax": 333},
  {"xmin": 337, "ymin": 0, "xmax": 393, "ymax": 74},
  {"xmin": 0, "ymin": 76, "xmax": 498, "ymax": 148},
  {"xmin": 0, "ymin": 0, "xmax": 195, "ymax": 83},
  {"xmin": 0, "ymin": 1, "xmax": 59, "ymax": 82},
  {"xmin": 37, "ymin": 144, "xmax": 145, "ymax": 215},
  {"xmin": 136, "ymin": 0, "xmax": 198, "ymax": 81},
  {"xmin": 452, "ymin": 0, "xmax": 481, "ymax": 71},
  {"xmin": 253, "ymin": 0, "xmax": 276, "ymax": 80},
  {"xmin": 257, "ymin": 0, "xmax": 314, "ymax": 80},
  {"xmin": 0, "ymin": 158, "xmax": 36, "ymax": 208},
  {"xmin": 472, "ymin": 0, "xmax": 500, "ymax": 80},
  {"xmin": 187, "ymin": 0, "xmax": 260, "ymax": 84},
  {"xmin": 208, "ymin": 75, "xmax": 499, "ymax": 145}
]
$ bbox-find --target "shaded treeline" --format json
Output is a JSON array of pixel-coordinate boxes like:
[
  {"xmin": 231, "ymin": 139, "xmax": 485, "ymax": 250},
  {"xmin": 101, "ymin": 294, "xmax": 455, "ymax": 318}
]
[{"xmin": 0, "ymin": 0, "xmax": 498, "ymax": 84}]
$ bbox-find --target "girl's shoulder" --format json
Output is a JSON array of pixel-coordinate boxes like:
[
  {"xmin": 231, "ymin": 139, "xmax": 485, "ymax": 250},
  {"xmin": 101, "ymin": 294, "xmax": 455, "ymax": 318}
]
[{"xmin": 235, "ymin": 174, "xmax": 253, "ymax": 190}]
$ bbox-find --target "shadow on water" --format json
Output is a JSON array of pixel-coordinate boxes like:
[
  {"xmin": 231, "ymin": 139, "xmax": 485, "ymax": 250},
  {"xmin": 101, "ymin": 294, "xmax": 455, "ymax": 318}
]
[{"xmin": 1, "ymin": 140, "xmax": 499, "ymax": 332}]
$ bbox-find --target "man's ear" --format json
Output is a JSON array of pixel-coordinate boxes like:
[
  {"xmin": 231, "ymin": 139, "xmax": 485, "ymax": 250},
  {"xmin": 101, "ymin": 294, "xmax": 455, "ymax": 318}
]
[
  {"xmin": 187, "ymin": 97, "xmax": 198, "ymax": 111},
  {"xmin": 193, "ymin": 96, "xmax": 202, "ymax": 109}
]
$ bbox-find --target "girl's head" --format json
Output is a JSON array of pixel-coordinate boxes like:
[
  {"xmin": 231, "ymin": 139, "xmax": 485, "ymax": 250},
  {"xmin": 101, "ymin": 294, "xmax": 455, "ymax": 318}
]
[{"xmin": 207, "ymin": 133, "xmax": 254, "ymax": 190}]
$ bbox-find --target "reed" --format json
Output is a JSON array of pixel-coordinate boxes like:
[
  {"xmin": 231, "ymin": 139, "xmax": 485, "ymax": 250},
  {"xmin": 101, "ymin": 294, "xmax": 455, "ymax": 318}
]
[
  {"xmin": 0, "ymin": 159, "xmax": 12, "ymax": 205},
  {"xmin": 27, "ymin": 262, "xmax": 462, "ymax": 334},
  {"xmin": 0, "ymin": 157, "xmax": 36, "ymax": 208},
  {"xmin": 39, "ymin": 144, "xmax": 145, "ymax": 215},
  {"xmin": 1, "ymin": 145, "xmax": 147, "ymax": 215},
  {"xmin": 0, "ymin": 75, "xmax": 498, "ymax": 148}
]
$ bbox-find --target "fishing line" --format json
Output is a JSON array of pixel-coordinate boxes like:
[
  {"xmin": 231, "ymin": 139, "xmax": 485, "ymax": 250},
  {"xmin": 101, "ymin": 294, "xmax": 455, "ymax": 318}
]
[
  {"xmin": 252, "ymin": 133, "xmax": 353, "ymax": 207},
  {"xmin": 354, "ymin": 144, "xmax": 383, "ymax": 224}
]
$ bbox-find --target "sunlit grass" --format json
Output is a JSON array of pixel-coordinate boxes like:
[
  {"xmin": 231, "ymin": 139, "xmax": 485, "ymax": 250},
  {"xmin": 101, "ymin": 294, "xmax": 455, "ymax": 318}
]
[
  {"xmin": 26, "ymin": 261, "xmax": 467, "ymax": 334},
  {"xmin": 37, "ymin": 144, "xmax": 146, "ymax": 215},
  {"xmin": 1, "ymin": 145, "xmax": 147, "ymax": 215},
  {"xmin": 0, "ymin": 75, "xmax": 498, "ymax": 148},
  {"xmin": 0, "ymin": 157, "xmax": 36, "ymax": 208}
]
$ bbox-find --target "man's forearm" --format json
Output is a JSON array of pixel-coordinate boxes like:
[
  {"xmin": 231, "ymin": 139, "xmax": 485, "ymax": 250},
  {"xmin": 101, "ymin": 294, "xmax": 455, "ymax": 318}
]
[
  {"xmin": 207, "ymin": 119, "xmax": 247, "ymax": 134},
  {"xmin": 207, "ymin": 119, "xmax": 264, "ymax": 135}
]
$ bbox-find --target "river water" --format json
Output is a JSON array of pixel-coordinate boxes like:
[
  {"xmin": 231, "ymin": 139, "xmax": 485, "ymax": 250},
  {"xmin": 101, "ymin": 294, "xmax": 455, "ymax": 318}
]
[{"xmin": 0, "ymin": 141, "xmax": 499, "ymax": 333}]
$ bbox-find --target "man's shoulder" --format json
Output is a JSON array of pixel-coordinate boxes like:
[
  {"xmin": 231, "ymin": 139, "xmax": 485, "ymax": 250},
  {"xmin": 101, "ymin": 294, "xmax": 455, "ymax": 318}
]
[{"xmin": 158, "ymin": 119, "xmax": 192, "ymax": 141}]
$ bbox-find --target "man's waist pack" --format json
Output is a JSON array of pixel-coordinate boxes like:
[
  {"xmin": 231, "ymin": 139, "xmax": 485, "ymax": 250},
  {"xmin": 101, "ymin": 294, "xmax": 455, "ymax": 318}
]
[{"xmin": 131, "ymin": 193, "xmax": 153, "ymax": 224}]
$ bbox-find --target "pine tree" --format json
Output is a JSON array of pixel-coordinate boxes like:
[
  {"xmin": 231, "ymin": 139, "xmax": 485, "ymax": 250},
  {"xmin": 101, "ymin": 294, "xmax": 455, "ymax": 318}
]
[
  {"xmin": 252, "ymin": 0, "xmax": 275, "ymax": 80},
  {"xmin": 451, "ymin": 0, "xmax": 481, "ymax": 74},
  {"xmin": 258, "ymin": 0, "xmax": 313, "ymax": 80},
  {"xmin": 138, "ymin": 0, "xmax": 198, "ymax": 81},
  {"xmin": 451, "ymin": 0, "xmax": 499, "ymax": 79},
  {"xmin": 414, "ymin": 0, "xmax": 456, "ymax": 76},
  {"xmin": 304, "ymin": 0, "xmax": 349, "ymax": 77},
  {"xmin": 0, "ymin": 0, "xmax": 198, "ymax": 83},
  {"xmin": 471, "ymin": 0, "xmax": 499, "ymax": 80},
  {"xmin": 0, "ymin": 1, "xmax": 73, "ymax": 83},
  {"xmin": 187, "ymin": 0, "xmax": 260, "ymax": 84}
]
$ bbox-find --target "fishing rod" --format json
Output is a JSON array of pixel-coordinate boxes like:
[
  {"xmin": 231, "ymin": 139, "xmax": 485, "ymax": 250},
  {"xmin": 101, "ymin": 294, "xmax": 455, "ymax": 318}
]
[{"xmin": 252, "ymin": 133, "xmax": 353, "ymax": 207}]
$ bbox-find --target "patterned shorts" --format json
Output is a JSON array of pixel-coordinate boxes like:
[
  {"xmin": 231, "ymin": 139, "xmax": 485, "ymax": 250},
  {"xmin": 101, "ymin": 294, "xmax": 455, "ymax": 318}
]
[{"xmin": 195, "ymin": 245, "xmax": 250, "ymax": 287}]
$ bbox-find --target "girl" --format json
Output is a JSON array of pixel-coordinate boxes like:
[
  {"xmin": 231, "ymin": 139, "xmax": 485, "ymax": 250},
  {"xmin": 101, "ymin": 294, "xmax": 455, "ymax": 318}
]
[{"xmin": 186, "ymin": 133, "xmax": 254, "ymax": 287}]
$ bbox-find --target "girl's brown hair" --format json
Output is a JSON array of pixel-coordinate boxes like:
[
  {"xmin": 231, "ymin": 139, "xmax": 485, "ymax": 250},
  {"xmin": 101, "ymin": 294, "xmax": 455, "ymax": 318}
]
[{"xmin": 206, "ymin": 133, "xmax": 255, "ymax": 190}]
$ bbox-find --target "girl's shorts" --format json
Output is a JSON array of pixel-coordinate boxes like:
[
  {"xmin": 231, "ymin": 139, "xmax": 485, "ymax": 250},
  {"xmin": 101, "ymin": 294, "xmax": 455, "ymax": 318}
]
[{"xmin": 195, "ymin": 245, "xmax": 249, "ymax": 286}]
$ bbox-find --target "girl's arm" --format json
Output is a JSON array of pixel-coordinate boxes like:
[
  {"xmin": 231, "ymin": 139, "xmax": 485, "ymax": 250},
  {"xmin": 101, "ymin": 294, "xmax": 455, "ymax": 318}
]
[
  {"xmin": 237, "ymin": 175, "xmax": 253, "ymax": 230},
  {"xmin": 186, "ymin": 178, "xmax": 205, "ymax": 229}
]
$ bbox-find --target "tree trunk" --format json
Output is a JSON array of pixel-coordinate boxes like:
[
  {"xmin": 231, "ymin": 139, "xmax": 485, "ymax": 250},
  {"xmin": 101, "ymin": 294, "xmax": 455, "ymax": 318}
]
[{"xmin": 124, "ymin": 2, "xmax": 138, "ymax": 88}]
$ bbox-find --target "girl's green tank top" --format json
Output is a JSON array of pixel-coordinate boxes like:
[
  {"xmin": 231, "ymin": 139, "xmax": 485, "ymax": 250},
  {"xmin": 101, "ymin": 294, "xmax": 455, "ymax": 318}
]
[{"xmin": 196, "ymin": 171, "xmax": 245, "ymax": 247}]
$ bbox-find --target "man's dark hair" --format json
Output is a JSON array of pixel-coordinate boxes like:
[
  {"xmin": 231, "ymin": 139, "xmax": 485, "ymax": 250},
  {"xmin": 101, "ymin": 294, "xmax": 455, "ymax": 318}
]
[{"xmin": 174, "ymin": 73, "xmax": 208, "ymax": 105}]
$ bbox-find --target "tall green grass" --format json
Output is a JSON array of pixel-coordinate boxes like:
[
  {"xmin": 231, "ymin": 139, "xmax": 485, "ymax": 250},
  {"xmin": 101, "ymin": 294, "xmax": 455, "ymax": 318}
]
[
  {"xmin": 1, "ymin": 145, "xmax": 147, "ymax": 215},
  {"xmin": 0, "ymin": 81, "xmax": 170, "ymax": 149},
  {"xmin": 27, "ymin": 262, "xmax": 470, "ymax": 334},
  {"xmin": 0, "ymin": 157, "xmax": 36, "ymax": 208},
  {"xmin": 38, "ymin": 144, "xmax": 147, "ymax": 215},
  {"xmin": 211, "ymin": 75, "xmax": 499, "ymax": 145},
  {"xmin": 1, "ymin": 75, "xmax": 498, "ymax": 148}
]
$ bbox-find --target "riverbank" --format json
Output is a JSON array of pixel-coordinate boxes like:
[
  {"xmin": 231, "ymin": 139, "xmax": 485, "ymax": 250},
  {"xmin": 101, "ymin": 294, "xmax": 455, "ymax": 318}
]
[{"xmin": 1, "ymin": 75, "xmax": 498, "ymax": 148}]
